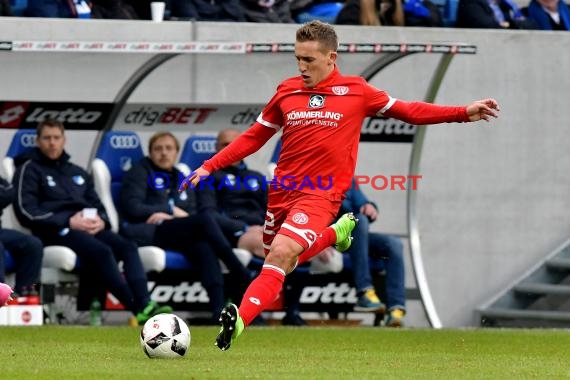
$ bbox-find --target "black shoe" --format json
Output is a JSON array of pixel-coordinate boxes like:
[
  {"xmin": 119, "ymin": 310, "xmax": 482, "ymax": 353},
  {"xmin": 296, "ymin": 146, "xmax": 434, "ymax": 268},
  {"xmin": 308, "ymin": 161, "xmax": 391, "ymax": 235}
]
[
  {"xmin": 215, "ymin": 304, "xmax": 244, "ymax": 351},
  {"xmin": 282, "ymin": 313, "xmax": 307, "ymax": 326}
]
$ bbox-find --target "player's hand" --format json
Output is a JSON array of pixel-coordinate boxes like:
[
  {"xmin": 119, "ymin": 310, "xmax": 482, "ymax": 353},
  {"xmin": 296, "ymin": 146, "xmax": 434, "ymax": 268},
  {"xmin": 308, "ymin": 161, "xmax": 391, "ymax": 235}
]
[
  {"xmin": 466, "ymin": 98, "xmax": 500, "ymax": 122},
  {"xmin": 178, "ymin": 167, "xmax": 211, "ymax": 192}
]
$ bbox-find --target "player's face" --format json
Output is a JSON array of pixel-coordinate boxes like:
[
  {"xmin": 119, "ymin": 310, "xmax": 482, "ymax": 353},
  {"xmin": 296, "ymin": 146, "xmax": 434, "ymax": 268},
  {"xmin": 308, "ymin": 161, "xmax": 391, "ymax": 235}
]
[
  {"xmin": 295, "ymin": 40, "xmax": 336, "ymax": 88},
  {"xmin": 36, "ymin": 126, "xmax": 65, "ymax": 160},
  {"xmin": 150, "ymin": 136, "xmax": 178, "ymax": 171}
]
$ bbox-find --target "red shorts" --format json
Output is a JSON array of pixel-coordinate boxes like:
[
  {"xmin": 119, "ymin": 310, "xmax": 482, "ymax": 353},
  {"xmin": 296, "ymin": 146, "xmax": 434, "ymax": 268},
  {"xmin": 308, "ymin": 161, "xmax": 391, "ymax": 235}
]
[{"xmin": 262, "ymin": 189, "xmax": 340, "ymax": 255}]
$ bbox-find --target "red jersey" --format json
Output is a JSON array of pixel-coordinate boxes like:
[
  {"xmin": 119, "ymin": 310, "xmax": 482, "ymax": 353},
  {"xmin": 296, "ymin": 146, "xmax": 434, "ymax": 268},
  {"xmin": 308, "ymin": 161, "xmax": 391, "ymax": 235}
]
[{"xmin": 203, "ymin": 66, "xmax": 469, "ymax": 200}]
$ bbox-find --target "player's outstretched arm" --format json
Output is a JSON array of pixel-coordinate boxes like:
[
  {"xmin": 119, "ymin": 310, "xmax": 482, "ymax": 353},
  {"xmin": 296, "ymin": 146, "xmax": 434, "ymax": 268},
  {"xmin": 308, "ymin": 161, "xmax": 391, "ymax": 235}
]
[{"xmin": 466, "ymin": 98, "xmax": 500, "ymax": 122}]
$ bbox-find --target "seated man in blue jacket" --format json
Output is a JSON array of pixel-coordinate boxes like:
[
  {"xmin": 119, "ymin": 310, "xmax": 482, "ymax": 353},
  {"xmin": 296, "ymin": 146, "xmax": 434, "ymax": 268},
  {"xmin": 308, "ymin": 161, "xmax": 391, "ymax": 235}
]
[
  {"xmin": 340, "ymin": 178, "xmax": 406, "ymax": 327},
  {"xmin": 120, "ymin": 131, "xmax": 253, "ymax": 322},
  {"xmin": 12, "ymin": 119, "xmax": 171, "ymax": 325}
]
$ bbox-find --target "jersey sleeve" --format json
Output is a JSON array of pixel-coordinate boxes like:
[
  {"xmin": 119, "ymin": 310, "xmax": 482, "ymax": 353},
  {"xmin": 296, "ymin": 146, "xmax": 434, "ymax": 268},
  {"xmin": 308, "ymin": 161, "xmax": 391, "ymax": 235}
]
[
  {"xmin": 383, "ymin": 100, "xmax": 470, "ymax": 125},
  {"xmin": 202, "ymin": 122, "xmax": 277, "ymax": 173},
  {"xmin": 361, "ymin": 80, "xmax": 469, "ymax": 124},
  {"xmin": 362, "ymin": 81, "xmax": 393, "ymax": 117},
  {"xmin": 255, "ymin": 83, "xmax": 286, "ymax": 131}
]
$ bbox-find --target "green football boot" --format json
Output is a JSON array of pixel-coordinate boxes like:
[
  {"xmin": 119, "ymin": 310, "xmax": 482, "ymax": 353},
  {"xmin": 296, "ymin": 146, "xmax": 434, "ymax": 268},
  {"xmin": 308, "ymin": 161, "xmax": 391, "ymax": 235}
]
[
  {"xmin": 215, "ymin": 303, "xmax": 245, "ymax": 351},
  {"xmin": 331, "ymin": 212, "xmax": 358, "ymax": 252},
  {"xmin": 136, "ymin": 301, "xmax": 173, "ymax": 325}
]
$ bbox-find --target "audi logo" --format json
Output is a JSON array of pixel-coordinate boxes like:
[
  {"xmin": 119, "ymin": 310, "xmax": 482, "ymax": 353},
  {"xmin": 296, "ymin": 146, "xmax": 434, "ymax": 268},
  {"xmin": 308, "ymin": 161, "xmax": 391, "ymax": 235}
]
[
  {"xmin": 109, "ymin": 135, "xmax": 140, "ymax": 149},
  {"xmin": 191, "ymin": 139, "xmax": 216, "ymax": 154},
  {"xmin": 19, "ymin": 134, "xmax": 36, "ymax": 148}
]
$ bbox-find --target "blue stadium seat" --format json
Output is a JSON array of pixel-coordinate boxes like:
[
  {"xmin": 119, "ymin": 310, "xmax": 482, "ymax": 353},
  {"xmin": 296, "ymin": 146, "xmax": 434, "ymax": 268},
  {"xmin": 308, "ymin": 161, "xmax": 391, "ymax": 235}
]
[
  {"xmin": 178, "ymin": 134, "xmax": 217, "ymax": 172},
  {"xmin": 3, "ymin": 129, "xmax": 36, "ymax": 180},
  {"xmin": 91, "ymin": 131, "xmax": 193, "ymax": 272}
]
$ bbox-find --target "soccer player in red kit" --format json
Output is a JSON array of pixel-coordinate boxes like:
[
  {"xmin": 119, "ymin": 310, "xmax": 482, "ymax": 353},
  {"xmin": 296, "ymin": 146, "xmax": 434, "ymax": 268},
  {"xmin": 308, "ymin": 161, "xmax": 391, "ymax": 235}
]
[{"xmin": 181, "ymin": 20, "xmax": 500, "ymax": 351}]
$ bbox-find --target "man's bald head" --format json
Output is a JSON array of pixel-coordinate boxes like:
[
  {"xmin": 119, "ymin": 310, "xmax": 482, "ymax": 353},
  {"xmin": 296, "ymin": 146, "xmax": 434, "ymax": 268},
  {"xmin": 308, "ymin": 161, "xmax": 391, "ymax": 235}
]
[{"xmin": 216, "ymin": 128, "xmax": 241, "ymax": 152}]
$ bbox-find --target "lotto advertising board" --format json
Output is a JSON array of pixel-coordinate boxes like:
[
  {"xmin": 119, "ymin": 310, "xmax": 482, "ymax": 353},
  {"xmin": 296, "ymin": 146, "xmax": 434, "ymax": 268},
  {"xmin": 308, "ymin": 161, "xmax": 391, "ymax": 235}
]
[
  {"xmin": 0, "ymin": 101, "xmax": 113, "ymax": 130},
  {"xmin": 140, "ymin": 271, "xmax": 370, "ymax": 314}
]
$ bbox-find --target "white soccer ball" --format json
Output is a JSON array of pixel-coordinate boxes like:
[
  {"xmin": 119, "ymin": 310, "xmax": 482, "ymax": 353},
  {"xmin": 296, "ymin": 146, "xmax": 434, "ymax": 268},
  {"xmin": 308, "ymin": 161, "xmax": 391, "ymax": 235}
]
[{"xmin": 140, "ymin": 313, "xmax": 191, "ymax": 358}]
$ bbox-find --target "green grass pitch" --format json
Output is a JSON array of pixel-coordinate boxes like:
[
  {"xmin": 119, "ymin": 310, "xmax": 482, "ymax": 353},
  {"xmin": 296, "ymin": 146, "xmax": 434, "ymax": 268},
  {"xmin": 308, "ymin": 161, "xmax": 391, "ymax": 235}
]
[{"xmin": 1, "ymin": 326, "xmax": 569, "ymax": 379}]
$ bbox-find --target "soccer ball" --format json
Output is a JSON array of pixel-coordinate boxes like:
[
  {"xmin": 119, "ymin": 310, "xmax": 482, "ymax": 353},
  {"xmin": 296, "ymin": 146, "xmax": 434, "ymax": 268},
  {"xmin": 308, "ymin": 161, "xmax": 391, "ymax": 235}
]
[{"xmin": 140, "ymin": 313, "xmax": 191, "ymax": 358}]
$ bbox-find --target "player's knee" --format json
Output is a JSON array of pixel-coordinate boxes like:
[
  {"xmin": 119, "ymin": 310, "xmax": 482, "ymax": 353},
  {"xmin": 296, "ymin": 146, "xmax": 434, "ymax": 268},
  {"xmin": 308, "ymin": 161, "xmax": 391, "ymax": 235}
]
[{"xmin": 266, "ymin": 243, "xmax": 297, "ymax": 272}]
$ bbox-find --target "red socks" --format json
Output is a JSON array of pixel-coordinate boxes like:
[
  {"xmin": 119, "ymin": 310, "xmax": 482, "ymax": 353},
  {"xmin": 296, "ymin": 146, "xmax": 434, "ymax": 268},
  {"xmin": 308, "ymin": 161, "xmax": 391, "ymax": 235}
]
[
  {"xmin": 238, "ymin": 227, "xmax": 337, "ymax": 326},
  {"xmin": 238, "ymin": 265, "xmax": 285, "ymax": 326},
  {"xmin": 296, "ymin": 226, "xmax": 336, "ymax": 266}
]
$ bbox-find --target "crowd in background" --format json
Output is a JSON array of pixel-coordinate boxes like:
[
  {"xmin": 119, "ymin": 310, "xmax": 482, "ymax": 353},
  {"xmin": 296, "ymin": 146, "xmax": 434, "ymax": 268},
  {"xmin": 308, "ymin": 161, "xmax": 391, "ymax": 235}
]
[{"xmin": 0, "ymin": 0, "xmax": 569, "ymax": 31}]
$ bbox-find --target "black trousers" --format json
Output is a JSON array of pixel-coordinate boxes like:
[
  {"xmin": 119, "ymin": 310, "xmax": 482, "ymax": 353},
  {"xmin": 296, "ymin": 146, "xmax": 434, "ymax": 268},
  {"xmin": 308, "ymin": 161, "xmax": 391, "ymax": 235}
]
[
  {"xmin": 154, "ymin": 212, "xmax": 251, "ymax": 281},
  {"xmin": 38, "ymin": 229, "xmax": 149, "ymax": 314},
  {"xmin": 0, "ymin": 228, "xmax": 43, "ymax": 294},
  {"xmin": 154, "ymin": 213, "xmax": 251, "ymax": 316}
]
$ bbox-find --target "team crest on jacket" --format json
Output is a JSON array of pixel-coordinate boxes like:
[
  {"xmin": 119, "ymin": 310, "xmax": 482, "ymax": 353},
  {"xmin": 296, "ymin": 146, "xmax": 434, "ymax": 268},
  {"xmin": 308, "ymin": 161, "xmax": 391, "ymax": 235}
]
[
  {"xmin": 292, "ymin": 212, "xmax": 309, "ymax": 225},
  {"xmin": 72, "ymin": 175, "xmax": 85, "ymax": 186},
  {"xmin": 46, "ymin": 175, "xmax": 56, "ymax": 187},
  {"xmin": 224, "ymin": 174, "xmax": 237, "ymax": 187},
  {"xmin": 308, "ymin": 94, "xmax": 325, "ymax": 108},
  {"xmin": 247, "ymin": 177, "xmax": 260, "ymax": 190},
  {"xmin": 332, "ymin": 86, "xmax": 349, "ymax": 95}
]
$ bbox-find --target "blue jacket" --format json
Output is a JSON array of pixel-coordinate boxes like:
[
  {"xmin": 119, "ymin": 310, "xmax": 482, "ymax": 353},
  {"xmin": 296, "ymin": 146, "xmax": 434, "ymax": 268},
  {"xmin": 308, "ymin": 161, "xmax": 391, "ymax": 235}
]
[
  {"xmin": 526, "ymin": 0, "xmax": 570, "ymax": 30},
  {"xmin": 196, "ymin": 161, "xmax": 267, "ymax": 238},
  {"xmin": 13, "ymin": 148, "xmax": 110, "ymax": 236},
  {"xmin": 119, "ymin": 157, "xmax": 195, "ymax": 246}
]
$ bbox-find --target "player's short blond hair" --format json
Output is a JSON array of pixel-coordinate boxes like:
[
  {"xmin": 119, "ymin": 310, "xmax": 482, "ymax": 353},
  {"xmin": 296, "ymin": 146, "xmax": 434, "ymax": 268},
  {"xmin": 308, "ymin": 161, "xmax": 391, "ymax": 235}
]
[{"xmin": 296, "ymin": 20, "xmax": 338, "ymax": 53}]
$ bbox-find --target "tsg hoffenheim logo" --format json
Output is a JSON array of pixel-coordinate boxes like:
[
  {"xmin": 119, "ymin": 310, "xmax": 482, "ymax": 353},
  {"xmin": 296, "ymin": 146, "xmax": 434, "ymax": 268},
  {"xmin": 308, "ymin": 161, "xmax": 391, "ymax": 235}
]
[
  {"xmin": 120, "ymin": 157, "xmax": 132, "ymax": 172},
  {"xmin": 72, "ymin": 175, "xmax": 85, "ymax": 186},
  {"xmin": 308, "ymin": 95, "xmax": 325, "ymax": 108}
]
